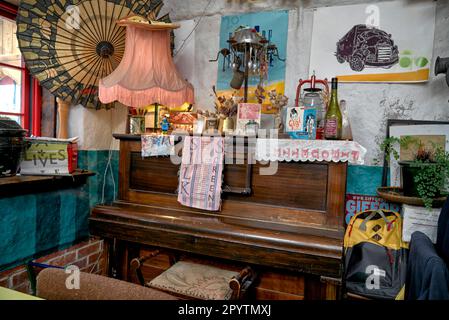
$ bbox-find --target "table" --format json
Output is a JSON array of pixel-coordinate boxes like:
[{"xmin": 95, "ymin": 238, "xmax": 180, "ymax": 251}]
[{"xmin": 0, "ymin": 287, "xmax": 43, "ymax": 300}]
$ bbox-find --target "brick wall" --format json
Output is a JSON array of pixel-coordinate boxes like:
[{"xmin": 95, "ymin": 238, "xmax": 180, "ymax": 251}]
[{"xmin": 0, "ymin": 237, "xmax": 107, "ymax": 294}]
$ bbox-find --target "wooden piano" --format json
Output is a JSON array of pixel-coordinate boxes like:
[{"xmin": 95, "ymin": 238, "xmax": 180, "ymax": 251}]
[{"xmin": 90, "ymin": 134, "xmax": 347, "ymax": 300}]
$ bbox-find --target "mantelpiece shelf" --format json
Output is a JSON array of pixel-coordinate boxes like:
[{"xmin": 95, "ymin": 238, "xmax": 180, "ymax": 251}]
[{"xmin": 0, "ymin": 170, "xmax": 95, "ymax": 198}]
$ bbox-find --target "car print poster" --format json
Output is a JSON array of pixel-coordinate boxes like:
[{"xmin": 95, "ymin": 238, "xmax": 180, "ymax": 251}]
[{"xmin": 309, "ymin": 0, "xmax": 436, "ymax": 83}]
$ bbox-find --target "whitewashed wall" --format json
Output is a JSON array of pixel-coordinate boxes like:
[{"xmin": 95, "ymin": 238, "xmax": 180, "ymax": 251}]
[{"xmin": 69, "ymin": 0, "xmax": 449, "ymax": 166}]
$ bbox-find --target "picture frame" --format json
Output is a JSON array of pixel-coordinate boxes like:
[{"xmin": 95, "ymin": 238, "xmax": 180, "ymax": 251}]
[
  {"xmin": 236, "ymin": 103, "xmax": 262, "ymax": 134},
  {"xmin": 381, "ymin": 119, "xmax": 449, "ymax": 187},
  {"xmin": 284, "ymin": 106, "xmax": 317, "ymax": 140}
]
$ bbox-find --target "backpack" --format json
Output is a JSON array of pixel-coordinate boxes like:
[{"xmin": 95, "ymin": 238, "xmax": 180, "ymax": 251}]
[{"xmin": 344, "ymin": 209, "xmax": 409, "ymax": 300}]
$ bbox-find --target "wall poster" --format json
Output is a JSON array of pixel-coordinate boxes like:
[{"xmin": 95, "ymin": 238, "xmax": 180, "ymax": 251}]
[
  {"xmin": 216, "ymin": 10, "xmax": 288, "ymax": 101},
  {"xmin": 310, "ymin": 1, "xmax": 436, "ymax": 83},
  {"xmin": 345, "ymin": 194, "xmax": 401, "ymax": 225}
]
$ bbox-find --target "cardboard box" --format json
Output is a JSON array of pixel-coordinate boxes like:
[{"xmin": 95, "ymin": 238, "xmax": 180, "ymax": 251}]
[
  {"xmin": 402, "ymin": 204, "xmax": 441, "ymax": 243},
  {"xmin": 20, "ymin": 137, "xmax": 78, "ymax": 175}
]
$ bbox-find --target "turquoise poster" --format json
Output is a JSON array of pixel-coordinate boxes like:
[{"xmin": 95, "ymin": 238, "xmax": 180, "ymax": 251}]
[{"xmin": 216, "ymin": 10, "xmax": 289, "ymax": 101}]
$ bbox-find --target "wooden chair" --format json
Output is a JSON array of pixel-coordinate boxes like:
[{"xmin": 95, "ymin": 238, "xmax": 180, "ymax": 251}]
[{"xmin": 130, "ymin": 250, "xmax": 257, "ymax": 300}]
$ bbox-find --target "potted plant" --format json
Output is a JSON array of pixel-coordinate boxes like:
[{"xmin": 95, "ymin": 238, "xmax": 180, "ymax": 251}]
[
  {"xmin": 211, "ymin": 86, "xmax": 240, "ymax": 133},
  {"xmin": 379, "ymin": 136, "xmax": 449, "ymax": 208}
]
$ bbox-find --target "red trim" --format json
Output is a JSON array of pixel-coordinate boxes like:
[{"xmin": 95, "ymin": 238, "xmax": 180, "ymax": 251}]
[
  {"xmin": 1, "ymin": 1, "xmax": 42, "ymax": 136},
  {"xmin": 0, "ymin": 1, "xmax": 17, "ymax": 20},
  {"xmin": 67, "ymin": 142, "xmax": 78, "ymax": 173},
  {"xmin": 32, "ymin": 78, "xmax": 42, "ymax": 136},
  {"xmin": 0, "ymin": 111, "xmax": 24, "ymax": 116},
  {"xmin": 22, "ymin": 68, "xmax": 30, "ymax": 134},
  {"xmin": 0, "ymin": 62, "xmax": 23, "ymax": 71}
]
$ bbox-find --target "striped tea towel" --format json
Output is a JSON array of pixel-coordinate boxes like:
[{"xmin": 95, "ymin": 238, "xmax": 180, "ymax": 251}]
[{"xmin": 177, "ymin": 136, "xmax": 224, "ymax": 211}]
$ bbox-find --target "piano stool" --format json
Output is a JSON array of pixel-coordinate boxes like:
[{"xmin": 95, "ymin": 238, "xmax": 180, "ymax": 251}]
[{"xmin": 131, "ymin": 251, "xmax": 257, "ymax": 300}]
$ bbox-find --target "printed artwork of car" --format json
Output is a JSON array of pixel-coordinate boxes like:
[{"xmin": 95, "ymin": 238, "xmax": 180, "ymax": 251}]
[{"xmin": 336, "ymin": 24, "xmax": 399, "ymax": 72}]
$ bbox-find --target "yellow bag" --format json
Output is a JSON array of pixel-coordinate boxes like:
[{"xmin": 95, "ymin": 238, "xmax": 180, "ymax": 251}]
[{"xmin": 344, "ymin": 209, "xmax": 408, "ymax": 300}]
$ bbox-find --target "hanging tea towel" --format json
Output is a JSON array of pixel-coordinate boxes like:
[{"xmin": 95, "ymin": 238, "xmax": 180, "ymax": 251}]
[
  {"xmin": 177, "ymin": 136, "xmax": 225, "ymax": 211},
  {"xmin": 141, "ymin": 134, "xmax": 175, "ymax": 157}
]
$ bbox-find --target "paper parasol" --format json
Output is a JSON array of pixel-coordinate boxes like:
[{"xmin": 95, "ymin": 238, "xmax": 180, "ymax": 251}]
[{"xmin": 16, "ymin": 0, "xmax": 171, "ymax": 109}]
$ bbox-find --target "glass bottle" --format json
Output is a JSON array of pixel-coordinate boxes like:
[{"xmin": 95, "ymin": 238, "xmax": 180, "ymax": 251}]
[
  {"xmin": 340, "ymin": 99, "xmax": 353, "ymax": 141},
  {"xmin": 324, "ymin": 78, "xmax": 342, "ymax": 140}
]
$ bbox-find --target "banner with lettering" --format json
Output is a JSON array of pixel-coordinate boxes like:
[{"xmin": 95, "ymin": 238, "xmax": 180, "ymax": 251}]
[
  {"xmin": 345, "ymin": 194, "xmax": 401, "ymax": 225},
  {"xmin": 256, "ymin": 139, "xmax": 367, "ymax": 165}
]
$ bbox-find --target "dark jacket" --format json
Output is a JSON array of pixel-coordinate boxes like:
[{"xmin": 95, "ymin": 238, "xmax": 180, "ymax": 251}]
[
  {"xmin": 406, "ymin": 231, "xmax": 449, "ymax": 300},
  {"xmin": 406, "ymin": 198, "xmax": 449, "ymax": 300},
  {"xmin": 436, "ymin": 198, "xmax": 449, "ymax": 265}
]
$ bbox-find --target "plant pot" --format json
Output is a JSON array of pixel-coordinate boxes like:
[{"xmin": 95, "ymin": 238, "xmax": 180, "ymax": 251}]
[{"xmin": 399, "ymin": 161, "xmax": 440, "ymax": 197}]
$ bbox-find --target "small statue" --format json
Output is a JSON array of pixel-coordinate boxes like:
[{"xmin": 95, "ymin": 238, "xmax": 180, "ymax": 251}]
[{"xmin": 161, "ymin": 115, "xmax": 170, "ymax": 134}]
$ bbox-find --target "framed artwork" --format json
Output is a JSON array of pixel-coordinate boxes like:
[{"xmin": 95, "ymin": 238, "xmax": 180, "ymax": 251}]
[
  {"xmin": 216, "ymin": 10, "xmax": 288, "ymax": 101},
  {"xmin": 284, "ymin": 106, "xmax": 317, "ymax": 140},
  {"xmin": 381, "ymin": 119, "xmax": 449, "ymax": 187},
  {"xmin": 236, "ymin": 103, "xmax": 262, "ymax": 134},
  {"xmin": 310, "ymin": 0, "xmax": 436, "ymax": 83}
]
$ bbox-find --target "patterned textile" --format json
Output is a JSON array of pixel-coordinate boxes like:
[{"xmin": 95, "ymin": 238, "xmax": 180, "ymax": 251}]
[
  {"xmin": 141, "ymin": 135, "xmax": 175, "ymax": 157},
  {"xmin": 256, "ymin": 138, "xmax": 367, "ymax": 164},
  {"xmin": 148, "ymin": 261, "xmax": 238, "ymax": 300},
  {"xmin": 178, "ymin": 136, "xmax": 224, "ymax": 211}
]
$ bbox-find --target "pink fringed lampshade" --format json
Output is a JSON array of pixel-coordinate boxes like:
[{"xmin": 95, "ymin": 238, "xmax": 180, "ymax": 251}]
[{"xmin": 99, "ymin": 20, "xmax": 194, "ymax": 108}]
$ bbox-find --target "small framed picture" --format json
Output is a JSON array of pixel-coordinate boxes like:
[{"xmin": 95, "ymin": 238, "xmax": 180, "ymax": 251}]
[
  {"xmin": 204, "ymin": 117, "xmax": 219, "ymax": 132},
  {"xmin": 236, "ymin": 103, "xmax": 262, "ymax": 134},
  {"xmin": 285, "ymin": 106, "xmax": 317, "ymax": 140},
  {"xmin": 285, "ymin": 107, "xmax": 302, "ymax": 132},
  {"xmin": 381, "ymin": 119, "xmax": 449, "ymax": 187}
]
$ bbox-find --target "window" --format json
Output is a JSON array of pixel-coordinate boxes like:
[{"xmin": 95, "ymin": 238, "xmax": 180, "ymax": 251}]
[{"xmin": 0, "ymin": 2, "xmax": 41, "ymax": 136}]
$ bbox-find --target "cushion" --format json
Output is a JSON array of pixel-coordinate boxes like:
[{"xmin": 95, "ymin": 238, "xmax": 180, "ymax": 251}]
[
  {"xmin": 148, "ymin": 261, "xmax": 238, "ymax": 300},
  {"xmin": 36, "ymin": 268, "xmax": 177, "ymax": 300}
]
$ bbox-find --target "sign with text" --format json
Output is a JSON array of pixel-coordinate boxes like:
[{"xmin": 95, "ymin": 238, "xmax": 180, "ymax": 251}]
[
  {"xmin": 20, "ymin": 139, "xmax": 78, "ymax": 175},
  {"xmin": 345, "ymin": 194, "xmax": 400, "ymax": 225}
]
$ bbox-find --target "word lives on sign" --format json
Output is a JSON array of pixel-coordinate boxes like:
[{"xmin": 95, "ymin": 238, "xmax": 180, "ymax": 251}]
[{"xmin": 20, "ymin": 137, "xmax": 78, "ymax": 175}]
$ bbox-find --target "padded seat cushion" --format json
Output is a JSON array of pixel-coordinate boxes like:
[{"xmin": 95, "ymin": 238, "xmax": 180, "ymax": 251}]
[
  {"xmin": 36, "ymin": 268, "xmax": 177, "ymax": 300},
  {"xmin": 148, "ymin": 261, "xmax": 238, "ymax": 300}
]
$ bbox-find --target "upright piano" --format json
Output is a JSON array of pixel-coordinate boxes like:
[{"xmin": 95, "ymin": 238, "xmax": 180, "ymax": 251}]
[{"xmin": 90, "ymin": 134, "xmax": 347, "ymax": 300}]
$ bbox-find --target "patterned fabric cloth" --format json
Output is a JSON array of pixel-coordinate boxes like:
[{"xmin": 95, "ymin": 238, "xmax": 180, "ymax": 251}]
[
  {"xmin": 141, "ymin": 134, "xmax": 175, "ymax": 157},
  {"xmin": 256, "ymin": 138, "xmax": 367, "ymax": 164},
  {"xmin": 148, "ymin": 261, "xmax": 237, "ymax": 300},
  {"xmin": 177, "ymin": 136, "xmax": 224, "ymax": 211}
]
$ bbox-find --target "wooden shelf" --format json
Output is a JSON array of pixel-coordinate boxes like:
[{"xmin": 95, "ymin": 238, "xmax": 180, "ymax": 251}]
[{"xmin": 0, "ymin": 170, "xmax": 95, "ymax": 198}]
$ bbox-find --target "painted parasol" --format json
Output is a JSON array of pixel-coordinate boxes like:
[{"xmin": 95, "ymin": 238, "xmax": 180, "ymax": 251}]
[{"xmin": 16, "ymin": 0, "xmax": 171, "ymax": 110}]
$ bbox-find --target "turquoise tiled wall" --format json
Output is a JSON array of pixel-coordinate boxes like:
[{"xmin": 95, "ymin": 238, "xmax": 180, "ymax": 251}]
[
  {"xmin": 0, "ymin": 150, "xmax": 119, "ymax": 271},
  {"xmin": 78, "ymin": 150, "xmax": 119, "ymax": 207},
  {"xmin": 347, "ymin": 165, "xmax": 386, "ymax": 196}
]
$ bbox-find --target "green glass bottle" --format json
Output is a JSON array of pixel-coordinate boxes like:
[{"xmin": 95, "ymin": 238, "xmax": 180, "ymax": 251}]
[{"xmin": 324, "ymin": 78, "xmax": 342, "ymax": 140}]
